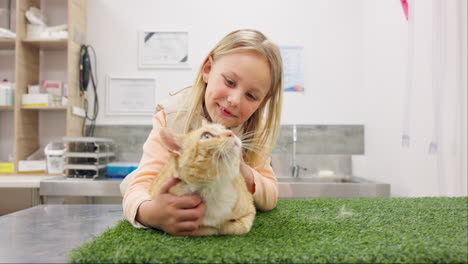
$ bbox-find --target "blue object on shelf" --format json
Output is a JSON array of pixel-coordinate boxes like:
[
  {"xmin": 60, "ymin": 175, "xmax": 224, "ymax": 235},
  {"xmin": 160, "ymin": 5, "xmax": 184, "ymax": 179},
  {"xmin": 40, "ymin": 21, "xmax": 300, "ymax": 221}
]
[{"xmin": 107, "ymin": 162, "xmax": 138, "ymax": 179}]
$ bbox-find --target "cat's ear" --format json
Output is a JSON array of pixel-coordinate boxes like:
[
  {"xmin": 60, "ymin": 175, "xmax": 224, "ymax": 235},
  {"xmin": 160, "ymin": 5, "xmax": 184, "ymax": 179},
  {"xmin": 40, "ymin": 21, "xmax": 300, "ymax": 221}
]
[
  {"xmin": 201, "ymin": 119, "xmax": 209, "ymax": 126},
  {"xmin": 160, "ymin": 127, "xmax": 182, "ymax": 156}
]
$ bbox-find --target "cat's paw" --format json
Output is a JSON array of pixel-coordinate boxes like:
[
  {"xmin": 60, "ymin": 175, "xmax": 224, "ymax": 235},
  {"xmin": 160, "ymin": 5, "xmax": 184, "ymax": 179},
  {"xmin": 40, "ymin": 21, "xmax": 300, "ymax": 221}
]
[
  {"xmin": 219, "ymin": 219, "xmax": 252, "ymax": 235},
  {"xmin": 196, "ymin": 226, "xmax": 219, "ymax": 236}
]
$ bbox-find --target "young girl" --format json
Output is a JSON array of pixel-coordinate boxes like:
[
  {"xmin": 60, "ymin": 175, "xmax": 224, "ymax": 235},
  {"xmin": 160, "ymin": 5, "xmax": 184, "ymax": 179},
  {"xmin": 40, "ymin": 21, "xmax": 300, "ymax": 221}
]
[{"xmin": 120, "ymin": 29, "xmax": 283, "ymax": 236}]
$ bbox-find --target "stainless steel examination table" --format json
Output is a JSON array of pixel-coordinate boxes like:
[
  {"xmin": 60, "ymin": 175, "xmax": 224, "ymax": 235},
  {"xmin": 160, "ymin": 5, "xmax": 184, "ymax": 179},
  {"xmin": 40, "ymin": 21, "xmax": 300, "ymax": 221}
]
[{"xmin": 0, "ymin": 204, "xmax": 123, "ymax": 263}]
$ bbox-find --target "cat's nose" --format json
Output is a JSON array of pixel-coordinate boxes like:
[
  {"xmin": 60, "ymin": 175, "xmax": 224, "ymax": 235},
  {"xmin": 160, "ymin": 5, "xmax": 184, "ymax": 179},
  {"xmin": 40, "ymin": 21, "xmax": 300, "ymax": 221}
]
[{"xmin": 225, "ymin": 132, "xmax": 234, "ymax": 137}]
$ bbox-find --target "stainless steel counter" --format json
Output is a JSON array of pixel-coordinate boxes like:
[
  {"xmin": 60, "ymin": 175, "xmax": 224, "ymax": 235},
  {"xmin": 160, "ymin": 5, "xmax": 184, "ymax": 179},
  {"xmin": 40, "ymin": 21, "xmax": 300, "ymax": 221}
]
[
  {"xmin": 39, "ymin": 176, "xmax": 390, "ymax": 200},
  {"xmin": 0, "ymin": 204, "xmax": 123, "ymax": 263},
  {"xmin": 277, "ymin": 176, "xmax": 391, "ymax": 198},
  {"xmin": 40, "ymin": 176, "xmax": 122, "ymax": 197}
]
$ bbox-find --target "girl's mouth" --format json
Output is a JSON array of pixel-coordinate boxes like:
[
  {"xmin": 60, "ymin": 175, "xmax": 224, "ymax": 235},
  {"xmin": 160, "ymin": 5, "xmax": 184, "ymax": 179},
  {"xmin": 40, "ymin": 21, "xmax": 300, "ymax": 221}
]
[{"xmin": 218, "ymin": 104, "xmax": 237, "ymax": 118}]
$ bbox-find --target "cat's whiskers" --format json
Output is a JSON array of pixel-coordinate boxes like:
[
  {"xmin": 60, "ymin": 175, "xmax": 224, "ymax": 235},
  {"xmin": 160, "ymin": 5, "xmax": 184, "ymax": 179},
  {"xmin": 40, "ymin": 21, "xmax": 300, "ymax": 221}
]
[
  {"xmin": 213, "ymin": 141, "xmax": 229, "ymax": 166},
  {"xmin": 242, "ymin": 146, "xmax": 261, "ymax": 155},
  {"xmin": 240, "ymin": 139, "xmax": 260, "ymax": 145},
  {"xmin": 241, "ymin": 143, "xmax": 263, "ymax": 155},
  {"xmin": 239, "ymin": 129, "xmax": 271, "ymax": 142},
  {"xmin": 241, "ymin": 142, "xmax": 263, "ymax": 148},
  {"xmin": 240, "ymin": 135, "xmax": 262, "ymax": 143},
  {"xmin": 239, "ymin": 130, "xmax": 263, "ymax": 139},
  {"xmin": 241, "ymin": 141, "xmax": 263, "ymax": 151},
  {"xmin": 214, "ymin": 151, "xmax": 221, "ymax": 178},
  {"xmin": 239, "ymin": 130, "xmax": 257, "ymax": 137}
]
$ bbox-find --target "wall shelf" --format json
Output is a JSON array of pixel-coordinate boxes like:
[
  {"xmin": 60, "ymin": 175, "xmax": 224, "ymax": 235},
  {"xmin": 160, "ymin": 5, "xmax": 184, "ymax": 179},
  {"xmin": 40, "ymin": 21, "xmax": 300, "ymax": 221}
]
[
  {"xmin": 0, "ymin": 106, "xmax": 15, "ymax": 111},
  {"xmin": 20, "ymin": 106, "xmax": 67, "ymax": 111},
  {"xmin": 0, "ymin": 39, "xmax": 15, "ymax": 49},
  {"xmin": 22, "ymin": 39, "xmax": 67, "ymax": 50}
]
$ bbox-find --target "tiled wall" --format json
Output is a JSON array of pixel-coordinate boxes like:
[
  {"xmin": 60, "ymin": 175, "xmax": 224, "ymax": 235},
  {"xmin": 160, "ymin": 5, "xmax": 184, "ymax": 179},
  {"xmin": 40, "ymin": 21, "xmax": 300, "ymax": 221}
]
[
  {"xmin": 275, "ymin": 125, "xmax": 364, "ymax": 155},
  {"xmin": 92, "ymin": 125, "xmax": 151, "ymax": 163},
  {"xmin": 92, "ymin": 124, "xmax": 364, "ymax": 177},
  {"xmin": 272, "ymin": 125, "xmax": 363, "ymax": 178}
]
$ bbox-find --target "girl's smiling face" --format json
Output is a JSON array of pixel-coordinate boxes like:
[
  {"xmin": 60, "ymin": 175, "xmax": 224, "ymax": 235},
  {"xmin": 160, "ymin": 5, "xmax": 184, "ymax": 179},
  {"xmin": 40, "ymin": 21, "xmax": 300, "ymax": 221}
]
[{"xmin": 202, "ymin": 50, "xmax": 271, "ymax": 128}]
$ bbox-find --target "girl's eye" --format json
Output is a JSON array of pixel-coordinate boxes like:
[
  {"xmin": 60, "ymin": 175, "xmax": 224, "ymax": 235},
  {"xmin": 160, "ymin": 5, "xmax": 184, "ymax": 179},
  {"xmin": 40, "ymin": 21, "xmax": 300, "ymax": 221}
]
[
  {"xmin": 224, "ymin": 77, "xmax": 235, "ymax": 87},
  {"xmin": 246, "ymin": 93, "xmax": 257, "ymax": 101},
  {"xmin": 201, "ymin": 132, "xmax": 214, "ymax": 140}
]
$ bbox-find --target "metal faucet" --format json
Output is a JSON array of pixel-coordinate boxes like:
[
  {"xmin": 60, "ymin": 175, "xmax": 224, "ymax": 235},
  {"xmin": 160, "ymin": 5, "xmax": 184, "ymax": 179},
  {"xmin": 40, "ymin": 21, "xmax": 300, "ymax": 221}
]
[
  {"xmin": 291, "ymin": 164, "xmax": 300, "ymax": 178},
  {"xmin": 291, "ymin": 124, "xmax": 307, "ymax": 177}
]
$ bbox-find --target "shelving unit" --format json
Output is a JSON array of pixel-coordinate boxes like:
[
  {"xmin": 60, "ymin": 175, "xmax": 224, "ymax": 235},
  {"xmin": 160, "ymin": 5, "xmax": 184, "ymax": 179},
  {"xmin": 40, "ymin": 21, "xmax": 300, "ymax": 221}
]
[
  {"xmin": 22, "ymin": 38, "xmax": 67, "ymax": 50},
  {"xmin": 0, "ymin": 38, "xmax": 15, "ymax": 49},
  {"xmin": 0, "ymin": 106, "xmax": 14, "ymax": 111},
  {"xmin": 0, "ymin": 0, "xmax": 88, "ymax": 176},
  {"xmin": 20, "ymin": 105, "xmax": 67, "ymax": 110}
]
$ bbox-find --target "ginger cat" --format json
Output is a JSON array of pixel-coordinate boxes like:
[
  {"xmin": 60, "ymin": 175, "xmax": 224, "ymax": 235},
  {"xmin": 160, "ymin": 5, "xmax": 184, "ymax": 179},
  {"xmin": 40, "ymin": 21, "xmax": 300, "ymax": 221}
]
[{"xmin": 150, "ymin": 121, "xmax": 256, "ymax": 236}]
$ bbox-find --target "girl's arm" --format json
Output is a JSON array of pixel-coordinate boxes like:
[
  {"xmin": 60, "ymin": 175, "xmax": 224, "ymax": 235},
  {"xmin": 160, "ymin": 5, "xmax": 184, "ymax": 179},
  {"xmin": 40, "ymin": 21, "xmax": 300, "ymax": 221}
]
[
  {"xmin": 122, "ymin": 111, "xmax": 205, "ymax": 235},
  {"xmin": 121, "ymin": 110, "xmax": 171, "ymax": 228},
  {"xmin": 241, "ymin": 155, "xmax": 278, "ymax": 211}
]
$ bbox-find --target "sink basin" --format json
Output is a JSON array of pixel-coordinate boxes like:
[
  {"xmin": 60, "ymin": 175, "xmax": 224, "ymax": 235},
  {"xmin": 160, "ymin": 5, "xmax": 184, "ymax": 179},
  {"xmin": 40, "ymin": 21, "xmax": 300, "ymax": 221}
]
[
  {"xmin": 277, "ymin": 176, "xmax": 344, "ymax": 183},
  {"xmin": 277, "ymin": 176, "xmax": 390, "ymax": 198}
]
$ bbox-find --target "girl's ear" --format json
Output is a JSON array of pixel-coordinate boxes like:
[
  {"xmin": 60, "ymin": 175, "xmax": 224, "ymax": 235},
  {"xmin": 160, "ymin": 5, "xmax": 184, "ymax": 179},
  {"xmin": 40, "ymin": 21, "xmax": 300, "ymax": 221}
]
[
  {"xmin": 202, "ymin": 56, "xmax": 213, "ymax": 83},
  {"xmin": 159, "ymin": 128, "xmax": 182, "ymax": 156}
]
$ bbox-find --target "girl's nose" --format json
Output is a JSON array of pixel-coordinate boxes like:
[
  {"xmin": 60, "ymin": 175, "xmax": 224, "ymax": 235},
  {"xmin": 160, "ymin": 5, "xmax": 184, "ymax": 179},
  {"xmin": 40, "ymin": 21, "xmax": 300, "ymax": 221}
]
[{"xmin": 227, "ymin": 91, "xmax": 240, "ymax": 107}]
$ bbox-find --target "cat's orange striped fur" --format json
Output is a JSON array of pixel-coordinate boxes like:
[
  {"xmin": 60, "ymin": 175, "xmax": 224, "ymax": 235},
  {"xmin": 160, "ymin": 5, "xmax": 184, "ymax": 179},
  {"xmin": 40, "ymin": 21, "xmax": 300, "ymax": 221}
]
[{"xmin": 150, "ymin": 121, "xmax": 256, "ymax": 236}]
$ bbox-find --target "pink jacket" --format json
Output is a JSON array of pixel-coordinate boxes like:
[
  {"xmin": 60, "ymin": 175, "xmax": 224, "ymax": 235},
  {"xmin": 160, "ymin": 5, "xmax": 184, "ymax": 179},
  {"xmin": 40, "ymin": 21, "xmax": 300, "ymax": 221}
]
[{"xmin": 120, "ymin": 89, "xmax": 278, "ymax": 228}]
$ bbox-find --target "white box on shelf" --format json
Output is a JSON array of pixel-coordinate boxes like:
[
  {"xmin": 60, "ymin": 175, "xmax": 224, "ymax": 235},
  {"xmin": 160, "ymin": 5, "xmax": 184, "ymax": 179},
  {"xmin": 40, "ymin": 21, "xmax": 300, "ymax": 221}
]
[
  {"xmin": 42, "ymin": 80, "xmax": 63, "ymax": 96},
  {"xmin": 50, "ymin": 31, "xmax": 68, "ymax": 39},
  {"xmin": 0, "ymin": 82, "xmax": 14, "ymax": 106},
  {"xmin": 0, "ymin": 86, "xmax": 6, "ymax": 106},
  {"xmin": 27, "ymin": 24, "xmax": 46, "ymax": 33},
  {"xmin": 28, "ymin": 84, "xmax": 46, "ymax": 94},
  {"xmin": 18, "ymin": 160, "xmax": 46, "ymax": 173},
  {"xmin": 22, "ymin": 93, "xmax": 50, "ymax": 106}
]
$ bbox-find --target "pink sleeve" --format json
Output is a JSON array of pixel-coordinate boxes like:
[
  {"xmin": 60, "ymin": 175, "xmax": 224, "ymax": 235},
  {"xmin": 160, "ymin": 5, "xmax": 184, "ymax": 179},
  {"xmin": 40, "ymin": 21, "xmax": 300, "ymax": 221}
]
[
  {"xmin": 250, "ymin": 155, "xmax": 278, "ymax": 211},
  {"xmin": 121, "ymin": 111, "xmax": 171, "ymax": 228}
]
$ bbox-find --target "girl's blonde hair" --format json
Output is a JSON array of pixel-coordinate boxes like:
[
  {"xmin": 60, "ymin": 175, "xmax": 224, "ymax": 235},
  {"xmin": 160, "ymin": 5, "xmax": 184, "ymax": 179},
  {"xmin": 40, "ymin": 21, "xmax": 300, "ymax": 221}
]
[{"xmin": 184, "ymin": 29, "xmax": 283, "ymax": 166}]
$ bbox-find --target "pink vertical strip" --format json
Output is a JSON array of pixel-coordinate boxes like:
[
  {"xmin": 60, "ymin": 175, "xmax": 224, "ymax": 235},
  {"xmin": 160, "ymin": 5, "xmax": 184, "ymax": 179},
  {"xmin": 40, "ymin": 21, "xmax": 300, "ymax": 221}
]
[
  {"xmin": 401, "ymin": 0, "xmax": 409, "ymax": 20},
  {"xmin": 402, "ymin": 0, "xmax": 414, "ymax": 147}
]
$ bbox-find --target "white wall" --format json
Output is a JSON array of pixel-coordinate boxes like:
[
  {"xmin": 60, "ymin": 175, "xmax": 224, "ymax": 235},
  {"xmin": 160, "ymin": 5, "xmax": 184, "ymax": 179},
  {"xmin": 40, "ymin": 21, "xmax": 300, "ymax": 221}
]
[
  {"xmin": 1, "ymin": 0, "xmax": 464, "ymax": 197},
  {"xmin": 359, "ymin": 0, "xmax": 467, "ymax": 197},
  {"xmin": 87, "ymin": 0, "xmax": 366, "ymax": 125},
  {"xmin": 86, "ymin": 0, "xmax": 466, "ymax": 197}
]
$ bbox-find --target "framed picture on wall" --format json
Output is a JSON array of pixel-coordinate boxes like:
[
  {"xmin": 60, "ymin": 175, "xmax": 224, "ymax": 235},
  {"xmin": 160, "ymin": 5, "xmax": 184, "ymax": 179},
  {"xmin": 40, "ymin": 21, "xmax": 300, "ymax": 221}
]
[
  {"xmin": 106, "ymin": 75, "xmax": 157, "ymax": 116},
  {"xmin": 280, "ymin": 46, "xmax": 305, "ymax": 93},
  {"xmin": 138, "ymin": 29, "xmax": 190, "ymax": 69}
]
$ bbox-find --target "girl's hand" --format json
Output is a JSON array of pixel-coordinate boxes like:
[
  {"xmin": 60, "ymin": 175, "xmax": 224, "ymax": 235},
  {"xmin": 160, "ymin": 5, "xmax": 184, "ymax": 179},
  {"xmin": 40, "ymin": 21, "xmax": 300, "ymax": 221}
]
[
  {"xmin": 136, "ymin": 178, "xmax": 206, "ymax": 236},
  {"xmin": 240, "ymin": 160, "xmax": 256, "ymax": 194}
]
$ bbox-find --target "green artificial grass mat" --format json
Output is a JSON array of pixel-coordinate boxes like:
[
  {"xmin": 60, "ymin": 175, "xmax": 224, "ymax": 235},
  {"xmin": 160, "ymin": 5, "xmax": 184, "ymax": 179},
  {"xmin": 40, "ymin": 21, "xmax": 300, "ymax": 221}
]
[{"xmin": 69, "ymin": 197, "xmax": 468, "ymax": 263}]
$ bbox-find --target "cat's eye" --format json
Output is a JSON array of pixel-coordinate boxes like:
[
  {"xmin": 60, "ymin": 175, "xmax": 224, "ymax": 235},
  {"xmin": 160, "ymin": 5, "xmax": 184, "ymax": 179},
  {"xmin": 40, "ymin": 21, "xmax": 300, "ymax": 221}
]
[{"xmin": 201, "ymin": 132, "xmax": 214, "ymax": 140}]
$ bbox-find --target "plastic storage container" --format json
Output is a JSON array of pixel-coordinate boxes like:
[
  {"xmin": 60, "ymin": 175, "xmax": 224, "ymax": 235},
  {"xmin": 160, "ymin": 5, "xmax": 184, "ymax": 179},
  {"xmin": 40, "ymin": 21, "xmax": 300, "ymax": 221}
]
[
  {"xmin": 63, "ymin": 137, "xmax": 115, "ymax": 179},
  {"xmin": 44, "ymin": 142, "xmax": 66, "ymax": 174},
  {"xmin": 107, "ymin": 162, "xmax": 138, "ymax": 179}
]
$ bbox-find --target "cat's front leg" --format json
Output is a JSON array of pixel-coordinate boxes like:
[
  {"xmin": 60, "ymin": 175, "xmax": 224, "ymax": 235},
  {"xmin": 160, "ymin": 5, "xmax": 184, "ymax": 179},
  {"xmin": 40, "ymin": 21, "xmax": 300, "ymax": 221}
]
[
  {"xmin": 169, "ymin": 181, "xmax": 191, "ymax": 196},
  {"xmin": 195, "ymin": 226, "xmax": 219, "ymax": 236},
  {"xmin": 219, "ymin": 211, "xmax": 255, "ymax": 235}
]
